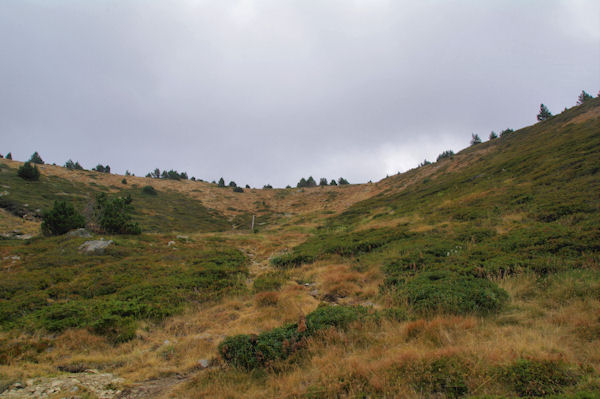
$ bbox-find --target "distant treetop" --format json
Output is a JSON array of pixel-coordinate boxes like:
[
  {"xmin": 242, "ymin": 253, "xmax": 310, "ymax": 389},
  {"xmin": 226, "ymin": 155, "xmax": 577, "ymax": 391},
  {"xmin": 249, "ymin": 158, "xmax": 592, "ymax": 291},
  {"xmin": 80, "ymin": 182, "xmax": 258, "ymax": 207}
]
[
  {"xmin": 577, "ymin": 90, "xmax": 593, "ymax": 105},
  {"xmin": 29, "ymin": 151, "xmax": 44, "ymax": 164},
  {"xmin": 470, "ymin": 133, "xmax": 482, "ymax": 146},
  {"xmin": 537, "ymin": 104, "xmax": 552, "ymax": 121}
]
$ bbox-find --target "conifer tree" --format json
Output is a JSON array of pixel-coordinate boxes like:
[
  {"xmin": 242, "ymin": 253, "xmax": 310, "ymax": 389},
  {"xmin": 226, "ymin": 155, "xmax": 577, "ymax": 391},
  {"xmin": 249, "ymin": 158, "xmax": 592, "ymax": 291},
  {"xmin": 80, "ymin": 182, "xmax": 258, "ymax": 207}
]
[
  {"xmin": 537, "ymin": 104, "xmax": 552, "ymax": 121},
  {"xmin": 577, "ymin": 90, "xmax": 593, "ymax": 105}
]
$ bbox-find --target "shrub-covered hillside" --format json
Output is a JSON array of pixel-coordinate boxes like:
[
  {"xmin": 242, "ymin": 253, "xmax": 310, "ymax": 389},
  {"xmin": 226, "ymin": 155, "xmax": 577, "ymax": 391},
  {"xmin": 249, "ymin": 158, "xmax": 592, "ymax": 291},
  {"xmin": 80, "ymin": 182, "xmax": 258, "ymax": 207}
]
[{"xmin": 0, "ymin": 99, "xmax": 598, "ymax": 398}]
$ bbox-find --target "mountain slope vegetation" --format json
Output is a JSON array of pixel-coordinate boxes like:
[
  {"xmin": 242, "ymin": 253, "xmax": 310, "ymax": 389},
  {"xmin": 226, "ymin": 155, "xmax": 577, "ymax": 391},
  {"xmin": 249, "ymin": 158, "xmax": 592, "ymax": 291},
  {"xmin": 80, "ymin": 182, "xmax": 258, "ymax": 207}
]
[{"xmin": 0, "ymin": 98, "xmax": 598, "ymax": 398}]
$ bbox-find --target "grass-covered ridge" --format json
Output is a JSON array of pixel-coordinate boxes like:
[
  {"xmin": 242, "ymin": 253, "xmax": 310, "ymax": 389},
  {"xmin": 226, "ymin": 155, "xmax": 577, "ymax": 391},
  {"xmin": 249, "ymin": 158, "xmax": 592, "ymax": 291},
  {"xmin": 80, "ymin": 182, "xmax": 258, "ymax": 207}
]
[{"xmin": 0, "ymin": 163, "xmax": 232, "ymax": 233}]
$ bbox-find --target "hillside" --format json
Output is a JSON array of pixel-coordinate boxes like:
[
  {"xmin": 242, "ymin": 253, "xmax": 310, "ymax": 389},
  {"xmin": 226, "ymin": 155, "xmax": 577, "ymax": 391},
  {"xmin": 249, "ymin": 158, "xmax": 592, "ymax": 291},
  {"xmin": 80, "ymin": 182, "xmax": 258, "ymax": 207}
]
[{"xmin": 0, "ymin": 99, "xmax": 599, "ymax": 398}]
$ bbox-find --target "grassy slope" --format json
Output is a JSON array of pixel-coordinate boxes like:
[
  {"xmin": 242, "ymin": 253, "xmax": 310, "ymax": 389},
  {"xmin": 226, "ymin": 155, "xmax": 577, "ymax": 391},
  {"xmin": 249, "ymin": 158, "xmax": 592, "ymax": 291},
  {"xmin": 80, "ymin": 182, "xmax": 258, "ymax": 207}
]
[{"xmin": 0, "ymin": 99, "xmax": 599, "ymax": 398}]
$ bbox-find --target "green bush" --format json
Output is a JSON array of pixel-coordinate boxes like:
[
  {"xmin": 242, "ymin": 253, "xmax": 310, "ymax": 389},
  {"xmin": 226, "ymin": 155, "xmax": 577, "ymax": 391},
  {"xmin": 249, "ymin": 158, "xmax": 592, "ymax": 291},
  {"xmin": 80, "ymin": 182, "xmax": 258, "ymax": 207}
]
[
  {"xmin": 412, "ymin": 357, "xmax": 469, "ymax": 398},
  {"xmin": 41, "ymin": 200, "xmax": 86, "ymax": 236},
  {"xmin": 141, "ymin": 185, "xmax": 157, "ymax": 195},
  {"xmin": 95, "ymin": 193, "xmax": 141, "ymax": 234},
  {"xmin": 305, "ymin": 304, "xmax": 367, "ymax": 333},
  {"xmin": 233, "ymin": 186, "xmax": 244, "ymax": 193},
  {"xmin": 500, "ymin": 358, "xmax": 577, "ymax": 397},
  {"xmin": 219, "ymin": 305, "xmax": 367, "ymax": 370},
  {"xmin": 17, "ymin": 162, "xmax": 40, "ymax": 181},
  {"xmin": 399, "ymin": 271, "xmax": 508, "ymax": 315}
]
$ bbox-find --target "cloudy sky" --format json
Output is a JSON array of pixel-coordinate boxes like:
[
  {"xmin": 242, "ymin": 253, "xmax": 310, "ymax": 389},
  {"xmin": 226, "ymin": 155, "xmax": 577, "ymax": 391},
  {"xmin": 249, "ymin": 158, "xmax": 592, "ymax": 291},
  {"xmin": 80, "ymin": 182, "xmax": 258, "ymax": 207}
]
[{"xmin": 1, "ymin": 1, "xmax": 598, "ymax": 187}]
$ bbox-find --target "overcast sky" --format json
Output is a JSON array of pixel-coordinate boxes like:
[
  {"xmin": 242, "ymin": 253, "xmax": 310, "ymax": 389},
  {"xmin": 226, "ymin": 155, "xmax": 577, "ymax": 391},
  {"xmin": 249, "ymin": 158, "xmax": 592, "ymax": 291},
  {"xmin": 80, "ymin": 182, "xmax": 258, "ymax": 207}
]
[{"xmin": 1, "ymin": 1, "xmax": 598, "ymax": 187}]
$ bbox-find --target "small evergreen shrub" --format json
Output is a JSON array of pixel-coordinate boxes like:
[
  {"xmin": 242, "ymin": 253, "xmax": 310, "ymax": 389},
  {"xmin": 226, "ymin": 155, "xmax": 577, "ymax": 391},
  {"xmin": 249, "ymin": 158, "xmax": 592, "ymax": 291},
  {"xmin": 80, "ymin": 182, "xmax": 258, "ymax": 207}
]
[
  {"xmin": 5, "ymin": 153, "xmax": 11, "ymax": 160},
  {"xmin": 233, "ymin": 186, "xmax": 244, "ymax": 193},
  {"xmin": 412, "ymin": 357, "xmax": 469, "ymax": 399},
  {"xmin": 263, "ymin": 184, "xmax": 273, "ymax": 189},
  {"xmin": 141, "ymin": 185, "xmax": 157, "ymax": 195},
  {"xmin": 121, "ymin": 178, "xmax": 127, "ymax": 185},
  {"xmin": 94, "ymin": 193, "xmax": 141, "ymax": 234},
  {"xmin": 304, "ymin": 304, "xmax": 367, "ymax": 333},
  {"xmin": 219, "ymin": 305, "xmax": 367, "ymax": 370},
  {"xmin": 471, "ymin": 133, "xmax": 482, "ymax": 145},
  {"xmin": 399, "ymin": 271, "xmax": 508, "ymax": 315},
  {"xmin": 500, "ymin": 358, "xmax": 577, "ymax": 397},
  {"xmin": 17, "ymin": 162, "xmax": 40, "ymax": 181},
  {"xmin": 41, "ymin": 200, "xmax": 86, "ymax": 236}
]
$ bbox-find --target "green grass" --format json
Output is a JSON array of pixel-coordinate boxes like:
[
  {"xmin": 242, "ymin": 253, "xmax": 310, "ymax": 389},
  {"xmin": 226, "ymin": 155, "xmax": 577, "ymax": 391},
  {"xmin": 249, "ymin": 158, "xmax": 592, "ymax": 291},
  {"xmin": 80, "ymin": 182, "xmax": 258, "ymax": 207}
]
[{"xmin": 0, "ymin": 235, "xmax": 248, "ymax": 342}]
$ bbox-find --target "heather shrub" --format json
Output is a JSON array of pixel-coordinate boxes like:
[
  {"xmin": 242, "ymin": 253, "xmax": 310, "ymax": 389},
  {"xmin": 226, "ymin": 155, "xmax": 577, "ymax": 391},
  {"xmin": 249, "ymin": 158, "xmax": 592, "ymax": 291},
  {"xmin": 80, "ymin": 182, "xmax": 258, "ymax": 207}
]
[
  {"xmin": 500, "ymin": 358, "xmax": 578, "ymax": 397},
  {"xmin": 399, "ymin": 271, "xmax": 508, "ymax": 315},
  {"xmin": 141, "ymin": 185, "xmax": 157, "ymax": 195},
  {"xmin": 41, "ymin": 200, "xmax": 85, "ymax": 236}
]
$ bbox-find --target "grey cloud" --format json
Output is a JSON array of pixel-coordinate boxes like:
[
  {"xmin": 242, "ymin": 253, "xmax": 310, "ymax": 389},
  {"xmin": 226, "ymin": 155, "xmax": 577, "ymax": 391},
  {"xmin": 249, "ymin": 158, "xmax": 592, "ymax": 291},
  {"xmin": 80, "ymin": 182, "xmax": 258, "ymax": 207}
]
[{"xmin": 1, "ymin": 0, "xmax": 598, "ymax": 187}]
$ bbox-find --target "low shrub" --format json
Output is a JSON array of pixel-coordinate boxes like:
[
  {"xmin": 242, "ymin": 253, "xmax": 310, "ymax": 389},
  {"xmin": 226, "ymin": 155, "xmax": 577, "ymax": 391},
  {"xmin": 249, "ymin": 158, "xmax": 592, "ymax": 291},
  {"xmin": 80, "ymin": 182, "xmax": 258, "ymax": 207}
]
[
  {"xmin": 219, "ymin": 305, "xmax": 367, "ymax": 370},
  {"xmin": 41, "ymin": 200, "xmax": 86, "ymax": 236},
  {"xmin": 412, "ymin": 357, "xmax": 469, "ymax": 399},
  {"xmin": 141, "ymin": 185, "xmax": 157, "ymax": 195},
  {"xmin": 17, "ymin": 162, "xmax": 40, "ymax": 181},
  {"xmin": 305, "ymin": 304, "xmax": 367, "ymax": 333},
  {"xmin": 399, "ymin": 271, "xmax": 508, "ymax": 315},
  {"xmin": 500, "ymin": 358, "xmax": 578, "ymax": 397}
]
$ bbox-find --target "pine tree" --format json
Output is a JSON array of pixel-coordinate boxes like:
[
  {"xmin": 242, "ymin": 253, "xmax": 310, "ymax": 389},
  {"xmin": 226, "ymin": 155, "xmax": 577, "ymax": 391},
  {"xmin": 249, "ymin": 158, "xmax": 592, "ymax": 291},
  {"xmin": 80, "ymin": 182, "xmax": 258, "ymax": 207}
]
[
  {"xmin": 218, "ymin": 177, "xmax": 226, "ymax": 187},
  {"xmin": 489, "ymin": 131, "xmax": 498, "ymax": 140},
  {"xmin": 537, "ymin": 104, "xmax": 552, "ymax": 121},
  {"xmin": 329, "ymin": 179, "xmax": 337, "ymax": 186},
  {"xmin": 5, "ymin": 153, "xmax": 12, "ymax": 160},
  {"xmin": 577, "ymin": 90, "xmax": 593, "ymax": 105},
  {"xmin": 306, "ymin": 176, "xmax": 317, "ymax": 187},
  {"xmin": 338, "ymin": 177, "xmax": 349, "ymax": 185},
  {"xmin": 319, "ymin": 178, "xmax": 328, "ymax": 186},
  {"xmin": 29, "ymin": 151, "xmax": 44, "ymax": 164},
  {"xmin": 470, "ymin": 133, "xmax": 482, "ymax": 145}
]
